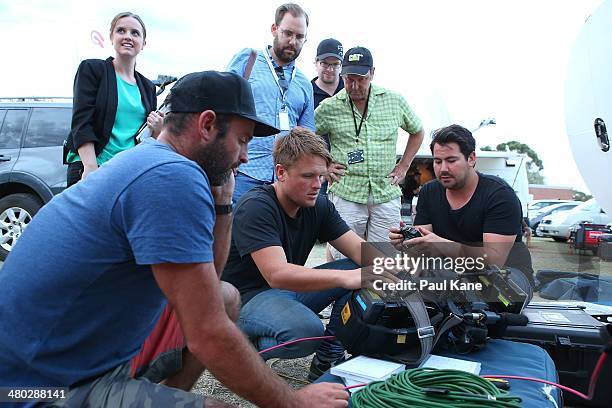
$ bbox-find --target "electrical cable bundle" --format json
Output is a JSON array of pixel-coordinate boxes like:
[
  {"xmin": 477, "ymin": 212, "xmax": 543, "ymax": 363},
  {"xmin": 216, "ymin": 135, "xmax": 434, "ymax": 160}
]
[{"xmin": 352, "ymin": 367, "xmax": 522, "ymax": 408}]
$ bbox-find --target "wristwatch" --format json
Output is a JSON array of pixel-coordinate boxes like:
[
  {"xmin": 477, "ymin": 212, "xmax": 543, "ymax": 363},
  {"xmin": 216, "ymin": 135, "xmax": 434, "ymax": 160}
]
[{"xmin": 215, "ymin": 204, "xmax": 233, "ymax": 215}]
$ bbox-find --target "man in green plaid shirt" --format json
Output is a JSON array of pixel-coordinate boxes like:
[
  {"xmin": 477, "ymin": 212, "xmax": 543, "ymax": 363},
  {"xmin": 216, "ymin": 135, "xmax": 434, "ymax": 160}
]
[{"xmin": 315, "ymin": 46, "xmax": 424, "ymax": 256}]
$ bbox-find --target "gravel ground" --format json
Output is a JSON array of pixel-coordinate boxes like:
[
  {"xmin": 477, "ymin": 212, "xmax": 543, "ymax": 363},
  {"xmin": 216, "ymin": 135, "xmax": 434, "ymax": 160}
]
[
  {"xmin": 192, "ymin": 237, "xmax": 612, "ymax": 406},
  {"xmin": 191, "ymin": 243, "xmax": 329, "ymax": 407},
  {"xmin": 192, "ymin": 356, "xmax": 314, "ymax": 407}
]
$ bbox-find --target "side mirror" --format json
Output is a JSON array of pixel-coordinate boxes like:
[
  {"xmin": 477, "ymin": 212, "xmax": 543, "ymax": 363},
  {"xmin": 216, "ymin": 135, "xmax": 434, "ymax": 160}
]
[{"xmin": 152, "ymin": 75, "xmax": 178, "ymax": 96}]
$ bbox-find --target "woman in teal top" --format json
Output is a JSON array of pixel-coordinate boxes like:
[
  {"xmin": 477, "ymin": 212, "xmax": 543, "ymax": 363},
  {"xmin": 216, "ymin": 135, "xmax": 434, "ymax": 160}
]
[{"xmin": 65, "ymin": 11, "xmax": 161, "ymax": 186}]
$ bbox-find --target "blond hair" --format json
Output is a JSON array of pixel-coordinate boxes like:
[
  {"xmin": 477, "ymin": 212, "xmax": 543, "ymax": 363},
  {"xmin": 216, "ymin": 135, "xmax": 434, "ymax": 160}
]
[{"xmin": 273, "ymin": 127, "xmax": 332, "ymax": 169}]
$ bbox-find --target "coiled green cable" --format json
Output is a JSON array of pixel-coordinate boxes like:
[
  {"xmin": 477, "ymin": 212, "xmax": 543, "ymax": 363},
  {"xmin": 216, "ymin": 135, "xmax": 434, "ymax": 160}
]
[{"xmin": 352, "ymin": 368, "xmax": 522, "ymax": 408}]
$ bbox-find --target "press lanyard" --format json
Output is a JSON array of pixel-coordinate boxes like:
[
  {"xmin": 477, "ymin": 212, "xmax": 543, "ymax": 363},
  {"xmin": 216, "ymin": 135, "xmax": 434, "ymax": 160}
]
[
  {"xmin": 263, "ymin": 47, "xmax": 296, "ymax": 105},
  {"xmin": 349, "ymin": 85, "xmax": 371, "ymax": 144}
]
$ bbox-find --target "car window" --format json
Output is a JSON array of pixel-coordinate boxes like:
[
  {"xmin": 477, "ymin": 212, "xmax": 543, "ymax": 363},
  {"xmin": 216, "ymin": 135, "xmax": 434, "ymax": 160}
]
[
  {"xmin": 575, "ymin": 199, "xmax": 597, "ymax": 211},
  {"xmin": 530, "ymin": 203, "xmax": 547, "ymax": 210},
  {"xmin": 24, "ymin": 108, "xmax": 72, "ymax": 148},
  {"xmin": 0, "ymin": 109, "xmax": 28, "ymax": 149},
  {"xmin": 551, "ymin": 205, "xmax": 573, "ymax": 213},
  {"xmin": 531, "ymin": 202, "xmax": 559, "ymax": 211}
]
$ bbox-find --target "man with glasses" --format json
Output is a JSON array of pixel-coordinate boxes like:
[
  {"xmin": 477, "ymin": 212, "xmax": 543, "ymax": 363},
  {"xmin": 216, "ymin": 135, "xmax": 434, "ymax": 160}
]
[
  {"xmin": 312, "ymin": 38, "xmax": 345, "ymax": 201},
  {"xmin": 312, "ymin": 38, "xmax": 344, "ymax": 109},
  {"xmin": 228, "ymin": 3, "xmax": 315, "ymax": 204},
  {"xmin": 315, "ymin": 46, "xmax": 425, "ymax": 259}
]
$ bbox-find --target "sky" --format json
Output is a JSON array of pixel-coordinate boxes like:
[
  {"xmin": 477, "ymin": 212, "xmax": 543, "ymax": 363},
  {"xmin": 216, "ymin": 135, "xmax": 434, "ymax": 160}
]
[{"xmin": 0, "ymin": 0, "xmax": 605, "ymax": 193}]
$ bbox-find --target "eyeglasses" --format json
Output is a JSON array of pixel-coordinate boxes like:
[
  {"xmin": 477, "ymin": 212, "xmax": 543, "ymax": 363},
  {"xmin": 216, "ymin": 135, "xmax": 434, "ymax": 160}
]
[
  {"xmin": 278, "ymin": 28, "xmax": 307, "ymax": 44},
  {"xmin": 319, "ymin": 61, "xmax": 341, "ymax": 71}
]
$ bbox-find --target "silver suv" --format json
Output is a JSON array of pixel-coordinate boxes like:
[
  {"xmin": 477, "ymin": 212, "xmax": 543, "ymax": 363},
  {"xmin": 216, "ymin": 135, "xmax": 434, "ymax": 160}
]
[{"xmin": 0, "ymin": 99, "xmax": 71, "ymax": 260}]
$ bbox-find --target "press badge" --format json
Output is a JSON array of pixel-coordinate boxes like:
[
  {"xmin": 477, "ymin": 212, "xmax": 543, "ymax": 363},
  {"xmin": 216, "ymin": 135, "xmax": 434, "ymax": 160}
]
[
  {"xmin": 347, "ymin": 149, "xmax": 365, "ymax": 165},
  {"xmin": 279, "ymin": 107, "xmax": 290, "ymax": 131}
]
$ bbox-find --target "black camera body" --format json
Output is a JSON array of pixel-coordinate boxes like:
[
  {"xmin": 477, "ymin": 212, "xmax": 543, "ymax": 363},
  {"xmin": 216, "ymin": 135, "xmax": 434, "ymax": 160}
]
[{"xmin": 400, "ymin": 225, "xmax": 422, "ymax": 240}]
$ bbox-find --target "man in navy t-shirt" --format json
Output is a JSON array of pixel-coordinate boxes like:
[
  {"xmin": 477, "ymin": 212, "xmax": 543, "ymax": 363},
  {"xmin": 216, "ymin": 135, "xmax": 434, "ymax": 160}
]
[
  {"xmin": 222, "ymin": 127, "xmax": 371, "ymax": 382},
  {"xmin": 0, "ymin": 71, "xmax": 349, "ymax": 407},
  {"xmin": 390, "ymin": 124, "xmax": 534, "ymax": 280}
]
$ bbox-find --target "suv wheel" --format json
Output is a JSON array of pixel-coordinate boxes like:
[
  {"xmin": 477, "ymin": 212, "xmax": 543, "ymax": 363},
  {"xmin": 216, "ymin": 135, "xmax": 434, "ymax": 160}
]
[{"xmin": 0, "ymin": 193, "xmax": 42, "ymax": 260}]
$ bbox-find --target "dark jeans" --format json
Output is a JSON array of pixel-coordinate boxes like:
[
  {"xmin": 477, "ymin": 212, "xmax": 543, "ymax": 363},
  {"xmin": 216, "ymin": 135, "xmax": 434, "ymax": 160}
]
[
  {"xmin": 238, "ymin": 258, "xmax": 357, "ymax": 360},
  {"xmin": 66, "ymin": 161, "xmax": 84, "ymax": 187}
]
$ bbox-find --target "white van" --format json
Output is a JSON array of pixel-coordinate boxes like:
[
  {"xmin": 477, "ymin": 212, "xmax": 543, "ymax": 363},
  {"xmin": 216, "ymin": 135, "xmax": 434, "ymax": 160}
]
[{"xmin": 400, "ymin": 148, "xmax": 531, "ymax": 217}]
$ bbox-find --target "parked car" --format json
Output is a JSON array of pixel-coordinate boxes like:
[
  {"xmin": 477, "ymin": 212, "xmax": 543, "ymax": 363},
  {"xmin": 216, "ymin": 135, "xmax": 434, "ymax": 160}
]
[
  {"xmin": 527, "ymin": 199, "xmax": 576, "ymax": 216},
  {"xmin": 528, "ymin": 201, "xmax": 581, "ymax": 236},
  {"xmin": 536, "ymin": 199, "xmax": 612, "ymax": 242},
  {"xmin": 0, "ymin": 99, "xmax": 70, "ymax": 260}
]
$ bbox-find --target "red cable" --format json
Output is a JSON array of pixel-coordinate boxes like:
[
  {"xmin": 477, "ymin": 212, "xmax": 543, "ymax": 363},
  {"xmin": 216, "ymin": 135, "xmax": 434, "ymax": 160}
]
[
  {"xmin": 484, "ymin": 350, "xmax": 607, "ymax": 401},
  {"xmin": 345, "ymin": 383, "xmax": 368, "ymax": 390},
  {"xmin": 258, "ymin": 335, "xmax": 336, "ymax": 355},
  {"xmin": 482, "ymin": 375, "xmax": 589, "ymax": 400},
  {"xmin": 588, "ymin": 347, "xmax": 608, "ymax": 398},
  {"xmin": 260, "ymin": 334, "xmax": 609, "ymax": 401},
  {"xmin": 343, "ymin": 351, "xmax": 609, "ymax": 398}
]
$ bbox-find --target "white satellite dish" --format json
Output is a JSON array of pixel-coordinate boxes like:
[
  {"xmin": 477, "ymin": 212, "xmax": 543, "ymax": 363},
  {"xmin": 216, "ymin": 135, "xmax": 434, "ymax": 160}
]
[{"xmin": 565, "ymin": 0, "xmax": 612, "ymax": 213}]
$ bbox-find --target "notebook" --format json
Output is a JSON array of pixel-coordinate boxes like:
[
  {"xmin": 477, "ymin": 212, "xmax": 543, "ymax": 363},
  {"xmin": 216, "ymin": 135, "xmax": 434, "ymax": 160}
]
[
  {"xmin": 419, "ymin": 354, "xmax": 482, "ymax": 375},
  {"xmin": 330, "ymin": 356, "xmax": 405, "ymax": 393}
]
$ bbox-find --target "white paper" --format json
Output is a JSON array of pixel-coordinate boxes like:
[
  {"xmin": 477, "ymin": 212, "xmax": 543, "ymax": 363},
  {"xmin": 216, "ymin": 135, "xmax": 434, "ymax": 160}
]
[
  {"xmin": 420, "ymin": 354, "xmax": 482, "ymax": 375},
  {"xmin": 331, "ymin": 355, "xmax": 405, "ymax": 381}
]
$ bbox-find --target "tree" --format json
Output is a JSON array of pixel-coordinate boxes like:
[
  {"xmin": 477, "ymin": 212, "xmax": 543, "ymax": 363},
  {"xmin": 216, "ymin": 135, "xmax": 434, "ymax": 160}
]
[
  {"xmin": 481, "ymin": 141, "xmax": 545, "ymax": 184},
  {"xmin": 527, "ymin": 170, "xmax": 545, "ymax": 185},
  {"xmin": 573, "ymin": 190, "xmax": 592, "ymax": 201}
]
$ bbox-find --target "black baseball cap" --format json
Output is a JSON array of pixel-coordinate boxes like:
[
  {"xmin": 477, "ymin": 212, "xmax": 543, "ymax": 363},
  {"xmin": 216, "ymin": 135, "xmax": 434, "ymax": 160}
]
[
  {"xmin": 167, "ymin": 71, "xmax": 279, "ymax": 136},
  {"xmin": 341, "ymin": 46, "xmax": 373, "ymax": 76},
  {"xmin": 316, "ymin": 38, "xmax": 343, "ymax": 61}
]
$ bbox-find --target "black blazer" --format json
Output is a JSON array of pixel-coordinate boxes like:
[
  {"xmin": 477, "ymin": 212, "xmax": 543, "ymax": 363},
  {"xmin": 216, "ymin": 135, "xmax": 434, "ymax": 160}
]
[{"xmin": 64, "ymin": 57, "xmax": 156, "ymax": 162}]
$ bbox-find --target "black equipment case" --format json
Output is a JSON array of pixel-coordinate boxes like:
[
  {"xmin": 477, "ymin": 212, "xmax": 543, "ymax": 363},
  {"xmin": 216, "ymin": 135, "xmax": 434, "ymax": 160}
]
[{"xmin": 503, "ymin": 303, "xmax": 612, "ymax": 407}]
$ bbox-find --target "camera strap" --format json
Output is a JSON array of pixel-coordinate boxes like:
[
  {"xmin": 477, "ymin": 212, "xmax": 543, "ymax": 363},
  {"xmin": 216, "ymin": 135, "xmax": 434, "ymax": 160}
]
[{"xmin": 392, "ymin": 289, "xmax": 463, "ymax": 365}]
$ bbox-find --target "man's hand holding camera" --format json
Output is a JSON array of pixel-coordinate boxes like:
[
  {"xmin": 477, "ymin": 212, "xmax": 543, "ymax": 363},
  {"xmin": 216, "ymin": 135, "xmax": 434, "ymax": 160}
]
[
  {"xmin": 389, "ymin": 223, "xmax": 450, "ymax": 255},
  {"xmin": 389, "ymin": 221, "xmax": 452, "ymax": 245}
]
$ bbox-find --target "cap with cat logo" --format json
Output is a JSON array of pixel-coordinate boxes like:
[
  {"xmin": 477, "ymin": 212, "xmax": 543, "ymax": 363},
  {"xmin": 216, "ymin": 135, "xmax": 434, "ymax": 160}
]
[{"xmin": 340, "ymin": 46, "xmax": 373, "ymax": 76}]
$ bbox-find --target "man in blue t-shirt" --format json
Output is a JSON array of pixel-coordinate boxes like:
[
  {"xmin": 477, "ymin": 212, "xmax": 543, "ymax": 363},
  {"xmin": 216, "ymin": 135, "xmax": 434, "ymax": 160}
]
[{"xmin": 0, "ymin": 71, "xmax": 348, "ymax": 407}]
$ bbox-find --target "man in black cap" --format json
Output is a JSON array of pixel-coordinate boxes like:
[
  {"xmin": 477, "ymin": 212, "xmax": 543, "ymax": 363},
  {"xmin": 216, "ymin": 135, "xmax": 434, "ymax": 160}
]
[
  {"xmin": 315, "ymin": 46, "xmax": 424, "ymax": 260},
  {"xmin": 312, "ymin": 38, "xmax": 346, "ymax": 201},
  {"xmin": 0, "ymin": 71, "xmax": 349, "ymax": 408},
  {"xmin": 312, "ymin": 38, "xmax": 344, "ymax": 109}
]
